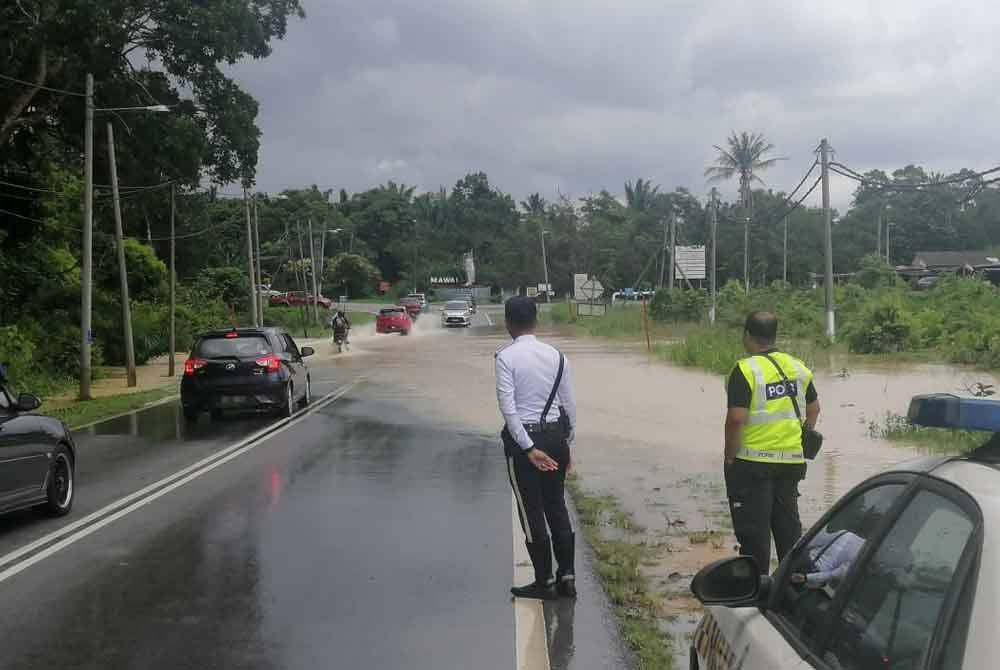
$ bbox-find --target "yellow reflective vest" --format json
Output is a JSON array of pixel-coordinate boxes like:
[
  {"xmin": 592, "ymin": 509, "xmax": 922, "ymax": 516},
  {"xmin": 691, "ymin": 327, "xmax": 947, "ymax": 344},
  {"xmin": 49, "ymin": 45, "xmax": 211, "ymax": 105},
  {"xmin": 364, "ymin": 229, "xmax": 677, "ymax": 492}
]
[{"xmin": 733, "ymin": 351, "xmax": 813, "ymax": 464}]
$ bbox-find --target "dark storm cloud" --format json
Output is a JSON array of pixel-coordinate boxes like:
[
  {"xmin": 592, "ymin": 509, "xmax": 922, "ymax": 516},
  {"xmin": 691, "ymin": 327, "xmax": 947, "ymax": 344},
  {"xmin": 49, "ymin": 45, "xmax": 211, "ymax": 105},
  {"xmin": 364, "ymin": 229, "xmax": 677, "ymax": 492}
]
[{"xmin": 230, "ymin": 1, "xmax": 1000, "ymax": 209}]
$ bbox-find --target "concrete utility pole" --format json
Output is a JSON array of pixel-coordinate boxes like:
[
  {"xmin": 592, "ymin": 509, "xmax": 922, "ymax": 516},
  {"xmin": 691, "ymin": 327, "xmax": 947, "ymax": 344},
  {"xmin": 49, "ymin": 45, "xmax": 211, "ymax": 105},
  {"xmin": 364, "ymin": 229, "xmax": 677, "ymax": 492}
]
[
  {"xmin": 168, "ymin": 184, "xmax": 176, "ymax": 377},
  {"xmin": 658, "ymin": 216, "xmax": 668, "ymax": 288},
  {"xmin": 252, "ymin": 194, "xmax": 264, "ymax": 326},
  {"xmin": 886, "ymin": 222, "xmax": 895, "ymax": 264},
  {"xmin": 667, "ymin": 212, "xmax": 676, "ymax": 291},
  {"xmin": 710, "ymin": 188, "xmax": 718, "ymax": 324},
  {"xmin": 540, "ymin": 228, "xmax": 551, "ymax": 302},
  {"xmin": 80, "ymin": 73, "xmax": 94, "ymax": 399},
  {"xmin": 782, "ymin": 215, "xmax": 788, "ymax": 284},
  {"xmin": 877, "ymin": 204, "xmax": 883, "ymax": 257},
  {"xmin": 820, "ymin": 138, "xmax": 835, "ymax": 341},
  {"xmin": 308, "ymin": 217, "xmax": 320, "ymax": 325},
  {"xmin": 243, "ymin": 188, "xmax": 258, "ymax": 327},
  {"xmin": 743, "ymin": 213, "xmax": 750, "ymax": 294},
  {"xmin": 107, "ymin": 122, "xmax": 137, "ymax": 387}
]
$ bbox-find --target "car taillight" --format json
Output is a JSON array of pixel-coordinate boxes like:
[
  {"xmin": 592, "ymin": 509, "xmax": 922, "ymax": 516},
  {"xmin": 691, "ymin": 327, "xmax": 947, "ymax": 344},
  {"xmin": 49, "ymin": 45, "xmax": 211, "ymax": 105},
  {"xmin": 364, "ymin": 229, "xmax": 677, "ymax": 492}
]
[
  {"xmin": 184, "ymin": 358, "xmax": 207, "ymax": 375},
  {"xmin": 255, "ymin": 354, "xmax": 282, "ymax": 372},
  {"xmin": 225, "ymin": 331, "xmax": 239, "ymax": 339}
]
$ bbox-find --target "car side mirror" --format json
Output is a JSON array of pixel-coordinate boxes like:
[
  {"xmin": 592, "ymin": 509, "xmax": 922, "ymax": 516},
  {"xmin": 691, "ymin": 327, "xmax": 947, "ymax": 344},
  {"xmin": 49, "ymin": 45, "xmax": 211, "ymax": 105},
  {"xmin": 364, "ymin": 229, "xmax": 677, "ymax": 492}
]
[
  {"xmin": 690, "ymin": 556, "xmax": 765, "ymax": 607},
  {"xmin": 300, "ymin": 346, "xmax": 314, "ymax": 358},
  {"xmin": 16, "ymin": 393, "xmax": 42, "ymax": 412}
]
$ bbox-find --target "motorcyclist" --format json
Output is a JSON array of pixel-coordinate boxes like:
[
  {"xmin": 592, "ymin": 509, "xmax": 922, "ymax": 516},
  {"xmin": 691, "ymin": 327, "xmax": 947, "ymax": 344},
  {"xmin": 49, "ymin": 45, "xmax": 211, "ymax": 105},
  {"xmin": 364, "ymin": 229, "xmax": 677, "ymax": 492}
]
[{"xmin": 331, "ymin": 310, "xmax": 351, "ymax": 349}]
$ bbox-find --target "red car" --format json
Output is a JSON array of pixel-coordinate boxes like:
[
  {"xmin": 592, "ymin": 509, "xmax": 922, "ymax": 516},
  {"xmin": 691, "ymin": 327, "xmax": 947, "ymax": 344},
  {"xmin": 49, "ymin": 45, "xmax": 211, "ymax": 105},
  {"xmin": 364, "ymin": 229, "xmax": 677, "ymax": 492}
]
[
  {"xmin": 269, "ymin": 291, "xmax": 333, "ymax": 310},
  {"xmin": 376, "ymin": 307, "xmax": 412, "ymax": 335}
]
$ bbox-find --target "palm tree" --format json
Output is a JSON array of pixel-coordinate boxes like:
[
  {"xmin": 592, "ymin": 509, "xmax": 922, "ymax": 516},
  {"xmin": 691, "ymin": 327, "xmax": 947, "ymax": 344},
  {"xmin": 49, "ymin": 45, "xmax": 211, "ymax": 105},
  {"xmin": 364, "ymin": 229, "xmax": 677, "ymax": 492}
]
[
  {"xmin": 705, "ymin": 131, "xmax": 782, "ymax": 292},
  {"xmin": 624, "ymin": 178, "xmax": 660, "ymax": 212}
]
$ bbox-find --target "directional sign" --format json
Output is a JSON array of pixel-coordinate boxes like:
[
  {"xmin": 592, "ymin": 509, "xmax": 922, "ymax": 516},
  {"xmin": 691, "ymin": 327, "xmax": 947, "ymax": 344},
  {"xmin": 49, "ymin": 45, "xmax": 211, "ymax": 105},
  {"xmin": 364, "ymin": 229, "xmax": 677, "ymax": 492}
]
[{"xmin": 580, "ymin": 278, "xmax": 604, "ymax": 300}]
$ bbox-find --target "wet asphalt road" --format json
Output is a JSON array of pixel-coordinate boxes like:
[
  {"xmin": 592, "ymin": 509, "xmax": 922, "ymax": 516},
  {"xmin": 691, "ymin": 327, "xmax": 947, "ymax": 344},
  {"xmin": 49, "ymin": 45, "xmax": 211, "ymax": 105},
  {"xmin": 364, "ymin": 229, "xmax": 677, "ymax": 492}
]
[{"xmin": 0, "ymin": 319, "xmax": 630, "ymax": 669}]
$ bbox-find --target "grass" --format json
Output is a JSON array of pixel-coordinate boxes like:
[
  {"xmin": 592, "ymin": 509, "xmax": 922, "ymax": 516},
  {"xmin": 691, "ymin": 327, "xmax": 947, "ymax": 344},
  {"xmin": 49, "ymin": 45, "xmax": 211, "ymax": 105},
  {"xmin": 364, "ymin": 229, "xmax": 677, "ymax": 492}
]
[
  {"xmin": 567, "ymin": 475, "xmax": 673, "ymax": 669},
  {"xmin": 44, "ymin": 386, "xmax": 179, "ymax": 429},
  {"xmin": 867, "ymin": 412, "xmax": 987, "ymax": 454},
  {"xmin": 653, "ymin": 327, "xmax": 743, "ymax": 375}
]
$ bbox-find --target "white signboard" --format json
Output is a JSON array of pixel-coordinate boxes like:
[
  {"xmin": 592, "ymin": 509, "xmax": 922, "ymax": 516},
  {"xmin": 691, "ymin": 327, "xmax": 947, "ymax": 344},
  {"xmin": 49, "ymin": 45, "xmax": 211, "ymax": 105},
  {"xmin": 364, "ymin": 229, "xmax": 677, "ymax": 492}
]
[
  {"xmin": 674, "ymin": 245, "xmax": 706, "ymax": 280},
  {"xmin": 537, "ymin": 283, "xmax": 551, "ymax": 293},
  {"xmin": 580, "ymin": 278, "xmax": 604, "ymax": 300},
  {"xmin": 573, "ymin": 273, "xmax": 589, "ymax": 300},
  {"xmin": 526, "ymin": 286, "xmax": 539, "ymax": 298}
]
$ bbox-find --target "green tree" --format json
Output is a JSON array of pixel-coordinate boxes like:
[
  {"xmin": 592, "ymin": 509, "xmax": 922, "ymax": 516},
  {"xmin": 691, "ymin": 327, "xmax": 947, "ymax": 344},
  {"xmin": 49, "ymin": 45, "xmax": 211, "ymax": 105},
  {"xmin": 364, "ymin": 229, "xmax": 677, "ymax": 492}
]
[
  {"xmin": 324, "ymin": 253, "xmax": 381, "ymax": 298},
  {"xmin": 705, "ymin": 132, "xmax": 783, "ymax": 290}
]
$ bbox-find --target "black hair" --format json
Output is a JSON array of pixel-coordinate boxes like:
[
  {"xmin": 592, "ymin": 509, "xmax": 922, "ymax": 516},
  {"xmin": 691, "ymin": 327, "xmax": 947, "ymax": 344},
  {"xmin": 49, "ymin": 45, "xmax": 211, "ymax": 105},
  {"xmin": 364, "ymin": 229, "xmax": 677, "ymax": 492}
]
[
  {"xmin": 744, "ymin": 311, "xmax": 778, "ymax": 345},
  {"xmin": 505, "ymin": 296, "xmax": 537, "ymax": 328}
]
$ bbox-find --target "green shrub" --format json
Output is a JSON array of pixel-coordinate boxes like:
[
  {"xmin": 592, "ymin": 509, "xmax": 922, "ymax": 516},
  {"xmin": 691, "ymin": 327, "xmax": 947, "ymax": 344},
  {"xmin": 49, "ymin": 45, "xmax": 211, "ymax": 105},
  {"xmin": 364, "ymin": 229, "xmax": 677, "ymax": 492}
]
[
  {"xmin": 649, "ymin": 289, "xmax": 707, "ymax": 323},
  {"xmin": 842, "ymin": 298, "xmax": 912, "ymax": 353}
]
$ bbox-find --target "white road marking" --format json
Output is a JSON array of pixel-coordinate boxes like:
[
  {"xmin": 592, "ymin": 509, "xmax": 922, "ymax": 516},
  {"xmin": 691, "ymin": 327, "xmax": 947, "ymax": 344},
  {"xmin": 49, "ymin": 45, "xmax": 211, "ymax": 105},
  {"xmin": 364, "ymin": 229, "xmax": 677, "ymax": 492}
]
[
  {"xmin": 512, "ymin": 493, "xmax": 551, "ymax": 670},
  {"xmin": 484, "ymin": 311, "xmax": 494, "ymax": 326},
  {"xmin": 0, "ymin": 378, "xmax": 365, "ymax": 585}
]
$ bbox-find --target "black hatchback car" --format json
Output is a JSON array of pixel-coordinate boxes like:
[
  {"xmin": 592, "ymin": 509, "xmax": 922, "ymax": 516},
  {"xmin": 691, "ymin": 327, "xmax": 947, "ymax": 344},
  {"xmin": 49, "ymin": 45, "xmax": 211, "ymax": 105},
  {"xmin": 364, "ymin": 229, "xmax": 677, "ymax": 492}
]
[
  {"xmin": 0, "ymin": 365, "xmax": 76, "ymax": 517},
  {"xmin": 180, "ymin": 327, "xmax": 314, "ymax": 421}
]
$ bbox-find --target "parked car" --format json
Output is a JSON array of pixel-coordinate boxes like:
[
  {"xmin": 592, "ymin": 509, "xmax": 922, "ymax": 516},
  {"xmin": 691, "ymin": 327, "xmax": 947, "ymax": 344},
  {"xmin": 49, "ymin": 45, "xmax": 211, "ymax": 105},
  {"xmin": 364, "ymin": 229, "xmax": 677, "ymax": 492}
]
[
  {"xmin": 0, "ymin": 365, "xmax": 75, "ymax": 517},
  {"xmin": 441, "ymin": 300, "xmax": 473, "ymax": 328},
  {"xmin": 257, "ymin": 284, "xmax": 283, "ymax": 298},
  {"xmin": 916, "ymin": 275, "xmax": 940, "ymax": 290},
  {"xmin": 180, "ymin": 327, "xmax": 313, "ymax": 421},
  {"xmin": 376, "ymin": 306, "xmax": 412, "ymax": 335},
  {"xmin": 689, "ymin": 393, "xmax": 1000, "ymax": 670},
  {"xmin": 269, "ymin": 291, "xmax": 333, "ymax": 310},
  {"xmin": 406, "ymin": 293, "xmax": 428, "ymax": 311},
  {"xmin": 398, "ymin": 296, "xmax": 422, "ymax": 319}
]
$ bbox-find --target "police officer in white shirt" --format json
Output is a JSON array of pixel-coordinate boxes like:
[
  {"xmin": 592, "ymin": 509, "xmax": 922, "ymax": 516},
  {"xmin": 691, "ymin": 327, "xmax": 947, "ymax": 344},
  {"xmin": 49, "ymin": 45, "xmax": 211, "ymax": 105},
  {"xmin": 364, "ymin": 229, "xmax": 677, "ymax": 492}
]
[{"xmin": 496, "ymin": 296, "xmax": 578, "ymax": 600}]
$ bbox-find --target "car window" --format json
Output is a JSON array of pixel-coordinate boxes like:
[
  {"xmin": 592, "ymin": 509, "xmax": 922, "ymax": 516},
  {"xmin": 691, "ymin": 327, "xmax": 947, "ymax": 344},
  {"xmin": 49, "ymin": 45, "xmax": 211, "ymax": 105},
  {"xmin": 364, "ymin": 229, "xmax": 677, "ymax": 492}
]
[
  {"xmin": 0, "ymin": 386, "xmax": 10, "ymax": 411},
  {"xmin": 446, "ymin": 301, "xmax": 467, "ymax": 310},
  {"xmin": 380, "ymin": 307, "xmax": 403, "ymax": 315},
  {"xmin": 282, "ymin": 335, "xmax": 300, "ymax": 357},
  {"xmin": 820, "ymin": 490, "xmax": 976, "ymax": 670},
  {"xmin": 196, "ymin": 334, "xmax": 272, "ymax": 358},
  {"xmin": 771, "ymin": 483, "xmax": 906, "ymax": 646}
]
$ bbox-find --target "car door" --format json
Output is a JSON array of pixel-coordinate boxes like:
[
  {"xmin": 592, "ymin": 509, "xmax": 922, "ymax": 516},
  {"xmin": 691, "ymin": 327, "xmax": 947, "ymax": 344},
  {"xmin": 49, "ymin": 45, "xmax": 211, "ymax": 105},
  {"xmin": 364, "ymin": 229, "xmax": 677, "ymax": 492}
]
[
  {"xmin": 0, "ymin": 386, "xmax": 49, "ymax": 508},
  {"xmin": 698, "ymin": 478, "xmax": 912, "ymax": 670},
  {"xmin": 280, "ymin": 334, "xmax": 306, "ymax": 399}
]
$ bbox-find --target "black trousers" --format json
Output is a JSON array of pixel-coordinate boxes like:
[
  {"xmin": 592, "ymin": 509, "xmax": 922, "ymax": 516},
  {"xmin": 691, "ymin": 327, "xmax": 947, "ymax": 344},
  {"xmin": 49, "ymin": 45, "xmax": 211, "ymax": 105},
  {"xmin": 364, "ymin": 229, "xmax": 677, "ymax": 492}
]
[
  {"xmin": 503, "ymin": 427, "xmax": 572, "ymax": 563},
  {"xmin": 724, "ymin": 459, "xmax": 806, "ymax": 573}
]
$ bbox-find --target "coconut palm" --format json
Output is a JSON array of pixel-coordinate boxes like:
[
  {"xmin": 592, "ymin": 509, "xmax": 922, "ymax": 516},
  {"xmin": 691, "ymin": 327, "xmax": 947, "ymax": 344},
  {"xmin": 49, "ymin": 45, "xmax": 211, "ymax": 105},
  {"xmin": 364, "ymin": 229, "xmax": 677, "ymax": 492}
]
[
  {"xmin": 624, "ymin": 178, "xmax": 660, "ymax": 212},
  {"xmin": 705, "ymin": 131, "xmax": 782, "ymax": 292}
]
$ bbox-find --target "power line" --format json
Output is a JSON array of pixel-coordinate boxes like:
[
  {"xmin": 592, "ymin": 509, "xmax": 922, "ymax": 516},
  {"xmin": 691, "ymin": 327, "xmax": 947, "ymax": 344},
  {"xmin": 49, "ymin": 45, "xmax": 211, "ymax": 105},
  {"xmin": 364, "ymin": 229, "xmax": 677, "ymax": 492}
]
[
  {"xmin": 0, "ymin": 72, "xmax": 86, "ymax": 97},
  {"xmin": 0, "ymin": 178, "xmax": 66, "ymax": 194},
  {"xmin": 0, "ymin": 206, "xmax": 46, "ymax": 224},
  {"xmin": 831, "ymin": 162, "xmax": 1000, "ymax": 188},
  {"xmin": 146, "ymin": 219, "xmax": 239, "ymax": 241}
]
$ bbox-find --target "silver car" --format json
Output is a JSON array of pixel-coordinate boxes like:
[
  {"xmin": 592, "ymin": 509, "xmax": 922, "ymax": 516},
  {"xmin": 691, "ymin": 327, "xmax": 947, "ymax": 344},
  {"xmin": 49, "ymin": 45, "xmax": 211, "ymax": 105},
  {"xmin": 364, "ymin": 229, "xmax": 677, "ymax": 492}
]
[
  {"xmin": 441, "ymin": 300, "xmax": 472, "ymax": 328},
  {"xmin": 690, "ymin": 393, "xmax": 999, "ymax": 669}
]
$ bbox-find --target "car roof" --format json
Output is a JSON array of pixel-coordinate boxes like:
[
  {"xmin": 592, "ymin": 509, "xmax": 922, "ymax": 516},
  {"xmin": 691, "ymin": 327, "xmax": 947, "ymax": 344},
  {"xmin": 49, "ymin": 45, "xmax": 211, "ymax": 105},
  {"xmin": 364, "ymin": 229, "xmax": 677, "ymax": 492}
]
[
  {"xmin": 200, "ymin": 327, "xmax": 285, "ymax": 338},
  {"xmin": 883, "ymin": 442, "xmax": 1000, "ymax": 506}
]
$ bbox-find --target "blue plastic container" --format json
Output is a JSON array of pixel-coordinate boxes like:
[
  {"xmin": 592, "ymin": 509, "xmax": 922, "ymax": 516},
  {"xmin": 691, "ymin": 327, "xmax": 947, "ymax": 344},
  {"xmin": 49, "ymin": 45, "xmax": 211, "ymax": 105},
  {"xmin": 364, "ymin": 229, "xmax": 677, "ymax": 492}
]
[{"xmin": 908, "ymin": 394, "xmax": 1000, "ymax": 432}]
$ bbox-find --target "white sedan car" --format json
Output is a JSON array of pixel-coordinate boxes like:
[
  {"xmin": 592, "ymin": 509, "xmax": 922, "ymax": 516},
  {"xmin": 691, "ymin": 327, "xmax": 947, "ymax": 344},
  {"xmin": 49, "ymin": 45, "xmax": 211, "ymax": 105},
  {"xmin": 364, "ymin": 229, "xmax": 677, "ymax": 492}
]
[
  {"xmin": 440, "ymin": 300, "xmax": 473, "ymax": 328},
  {"xmin": 690, "ymin": 393, "xmax": 997, "ymax": 670}
]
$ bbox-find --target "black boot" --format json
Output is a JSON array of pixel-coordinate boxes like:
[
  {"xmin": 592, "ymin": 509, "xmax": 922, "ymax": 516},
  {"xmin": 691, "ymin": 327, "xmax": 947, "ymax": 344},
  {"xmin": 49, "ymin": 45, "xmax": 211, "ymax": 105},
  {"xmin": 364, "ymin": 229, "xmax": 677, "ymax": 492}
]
[
  {"xmin": 553, "ymin": 532, "xmax": 577, "ymax": 598},
  {"xmin": 511, "ymin": 539, "xmax": 557, "ymax": 601}
]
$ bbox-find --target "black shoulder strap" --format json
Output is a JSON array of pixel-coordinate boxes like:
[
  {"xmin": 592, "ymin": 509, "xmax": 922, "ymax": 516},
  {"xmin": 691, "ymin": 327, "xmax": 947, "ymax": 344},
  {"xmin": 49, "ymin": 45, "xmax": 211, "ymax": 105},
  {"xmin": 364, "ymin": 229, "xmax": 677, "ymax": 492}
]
[
  {"xmin": 540, "ymin": 352, "xmax": 565, "ymax": 423},
  {"xmin": 760, "ymin": 353, "xmax": 803, "ymax": 422}
]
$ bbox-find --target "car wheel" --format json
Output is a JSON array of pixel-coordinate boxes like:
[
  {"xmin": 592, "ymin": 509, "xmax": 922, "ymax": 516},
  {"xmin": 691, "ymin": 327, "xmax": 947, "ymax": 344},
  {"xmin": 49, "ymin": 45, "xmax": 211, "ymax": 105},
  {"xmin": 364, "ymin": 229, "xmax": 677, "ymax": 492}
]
[
  {"xmin": 183, "ymin": 405, "xmax": 200, "ymax": 422},
  {"xmin": 299, "ymin": 376, "xmax": 312, "ymax": 407},
  {"xmin": 401, "ymin": 329, "xmax": 409, "ymax": 336},
  {"xmin": 282, "ymin": 383, "xmax": 295, "ymax": 418},
  {"xmin": 41, "ymin": 445, "xmax": 74, "ymax": 517}
]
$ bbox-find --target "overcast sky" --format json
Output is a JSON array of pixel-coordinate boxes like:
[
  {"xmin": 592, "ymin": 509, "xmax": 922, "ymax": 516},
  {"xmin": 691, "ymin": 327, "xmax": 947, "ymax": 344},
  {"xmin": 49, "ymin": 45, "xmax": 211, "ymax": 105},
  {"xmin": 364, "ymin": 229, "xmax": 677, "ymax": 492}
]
[{"xmin": 230, "ymin": 0, "xmax": 997, "ymax": 211}]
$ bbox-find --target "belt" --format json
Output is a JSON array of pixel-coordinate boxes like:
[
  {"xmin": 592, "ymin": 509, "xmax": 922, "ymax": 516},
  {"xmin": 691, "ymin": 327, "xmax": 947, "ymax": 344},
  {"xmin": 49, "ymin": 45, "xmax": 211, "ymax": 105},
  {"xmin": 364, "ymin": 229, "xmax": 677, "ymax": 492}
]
[{"xmin": 523, "ymin": 420, "xmax": 560, "ymax": 433}]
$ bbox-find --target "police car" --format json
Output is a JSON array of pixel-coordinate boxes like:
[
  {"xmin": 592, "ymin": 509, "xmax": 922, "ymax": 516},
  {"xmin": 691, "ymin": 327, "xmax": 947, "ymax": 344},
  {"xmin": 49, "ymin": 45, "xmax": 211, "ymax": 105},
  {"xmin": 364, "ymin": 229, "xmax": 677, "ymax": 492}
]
[{"xmin": 690, "ymin": 394, "xmax": 999, "ymax": 670}]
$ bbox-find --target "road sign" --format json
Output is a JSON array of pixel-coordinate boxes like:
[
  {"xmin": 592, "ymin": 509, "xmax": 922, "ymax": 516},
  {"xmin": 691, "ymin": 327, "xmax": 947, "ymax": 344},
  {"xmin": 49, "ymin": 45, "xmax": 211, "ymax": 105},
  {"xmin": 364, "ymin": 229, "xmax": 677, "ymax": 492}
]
[
  {"xmin": 573, "ymin": 273, "xmax": 589, "ymax": 300},
  {"xmin": 526, "ymin": 286, "xmax": 538, "ymax": 298},
  {"xmin": 674, "ymin": 246, "xmax": 706, "ymax": 280},
  {"xmin": 580, "ymin": 278, "xmax": 604, "ymax": 300}
]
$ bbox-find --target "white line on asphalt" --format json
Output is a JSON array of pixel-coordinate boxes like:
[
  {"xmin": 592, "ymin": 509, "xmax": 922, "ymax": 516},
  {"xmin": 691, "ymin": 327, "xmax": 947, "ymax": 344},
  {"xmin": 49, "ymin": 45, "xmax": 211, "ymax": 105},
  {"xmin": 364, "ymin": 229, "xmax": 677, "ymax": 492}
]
[
  {"xmin": 0, "ymin": 377, "xmax": 365, "ymax": 584},
  {"xmin": 484, "ymin": 311, "xmax": 494, "ymax": 326},
  {"xmin": 512, "ymin": 494, "xmax": 551, "ymax": 670}
]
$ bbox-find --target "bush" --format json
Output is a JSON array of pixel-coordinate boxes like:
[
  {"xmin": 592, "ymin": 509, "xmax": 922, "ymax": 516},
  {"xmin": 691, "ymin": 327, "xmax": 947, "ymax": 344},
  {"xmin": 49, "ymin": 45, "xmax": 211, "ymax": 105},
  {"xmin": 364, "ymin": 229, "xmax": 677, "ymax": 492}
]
[
  {"xmin": 842, "ymin": 298, "xmax": 912, "ymax": 353},
  {"xmin": 323, "ymin": 253, "xmax": 381, "ymax": 298},
  {"xmin": 649, "ymin": 289, "xmax": 707, "ymax": 323}
]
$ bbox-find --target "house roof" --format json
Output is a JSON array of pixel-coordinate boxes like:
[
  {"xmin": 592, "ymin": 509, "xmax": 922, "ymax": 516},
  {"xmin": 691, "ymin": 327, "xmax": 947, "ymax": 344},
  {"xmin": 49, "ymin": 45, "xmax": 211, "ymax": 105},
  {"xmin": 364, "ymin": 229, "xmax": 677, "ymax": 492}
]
[{"xmin": 912, "ymin": 251, "xmax": 1000, "ymax": 268}]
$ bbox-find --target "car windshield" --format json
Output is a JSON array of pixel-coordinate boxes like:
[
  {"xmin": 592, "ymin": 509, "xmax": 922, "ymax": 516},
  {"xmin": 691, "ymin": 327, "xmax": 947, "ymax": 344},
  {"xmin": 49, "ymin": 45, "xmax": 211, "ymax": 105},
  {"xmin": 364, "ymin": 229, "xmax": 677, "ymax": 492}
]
[
  {"xmin": 196, "ymin": 334, "xmax": 272, "ymax": 358},
  {"xmin": 446, "ymin": 302, "xmax": 468, "ymax": 310},
  {"xmin": 380, "ymin": 308, "xmax": 404, "ymax": 315}
]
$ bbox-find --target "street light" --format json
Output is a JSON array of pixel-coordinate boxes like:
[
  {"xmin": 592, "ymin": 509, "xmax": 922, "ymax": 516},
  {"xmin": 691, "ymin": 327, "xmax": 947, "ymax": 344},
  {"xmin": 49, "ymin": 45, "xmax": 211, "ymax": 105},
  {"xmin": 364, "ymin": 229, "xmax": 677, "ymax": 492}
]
[{"xmin": 81, "ymin": 73, "xmax": 171, "ymax": 398}]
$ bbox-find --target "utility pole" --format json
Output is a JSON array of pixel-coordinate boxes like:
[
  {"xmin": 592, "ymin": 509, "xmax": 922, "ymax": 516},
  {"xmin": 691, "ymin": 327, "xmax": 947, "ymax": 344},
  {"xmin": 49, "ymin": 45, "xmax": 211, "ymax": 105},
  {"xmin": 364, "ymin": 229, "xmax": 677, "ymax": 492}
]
[
  {"xmin": 820, "ymin": 138, "xmax": 835, "ymax": 341},
  {"xmin": 107, "ymin": 122, "xmax": 137, "ymax": 387},
  {"xmin": 709, "ymin": 188, "xmax": 718, "ymax": 324},
  {"xmin": 667, "ymin": 212, "xmax": 676, "ymax": 291},
  {"xmin": 308, "ymin": 217, "xmax": 320, "ymax": 325},
  {"xmin": 782, "ymin": 215, "xmax": 788, "ymax": 284},
  {"xmin": 252, "ymin": 194, "xmax": 264, "ymax": 326},
  {"xmin": 80, "ymin": 73, "xmax": 94, "ymax": 399},
  {"xmin": 658, "ymin": 216, "xmax": 668, "ymax": 288},
  {"xmin": 886, "ymin": 222, "xmax": 894, "ymax": 264},
  {"xmin": 540, "ymin": 228, "xmax": 551, "ymax": 302},
  {"xmin": 168, "ymin": 184, "xmax": 176, "ymax": 377},
  {"xmin": 243, "ymin": 188, "xmax": 258, "ymax": 327},
  {"xmin": 877, "ymin": 204, "xmax": 883, "ymax": 258}
]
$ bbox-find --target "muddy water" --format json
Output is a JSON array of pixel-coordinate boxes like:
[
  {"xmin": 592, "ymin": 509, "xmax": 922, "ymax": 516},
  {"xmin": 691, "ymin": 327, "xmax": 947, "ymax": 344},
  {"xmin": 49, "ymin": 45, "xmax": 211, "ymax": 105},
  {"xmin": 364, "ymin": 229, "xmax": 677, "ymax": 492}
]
[{"xmin": 326, "ymin": 317, "xmax": 996, "ymax": 665}]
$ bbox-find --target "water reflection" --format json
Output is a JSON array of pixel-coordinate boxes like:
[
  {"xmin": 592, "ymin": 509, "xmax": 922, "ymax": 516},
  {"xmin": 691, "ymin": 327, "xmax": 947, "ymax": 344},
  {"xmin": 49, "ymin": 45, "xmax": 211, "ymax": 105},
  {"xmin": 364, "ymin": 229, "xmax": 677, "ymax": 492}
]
[{"xmin": 545, "ymin": 600, "xmax": 576, "ymax": 670}]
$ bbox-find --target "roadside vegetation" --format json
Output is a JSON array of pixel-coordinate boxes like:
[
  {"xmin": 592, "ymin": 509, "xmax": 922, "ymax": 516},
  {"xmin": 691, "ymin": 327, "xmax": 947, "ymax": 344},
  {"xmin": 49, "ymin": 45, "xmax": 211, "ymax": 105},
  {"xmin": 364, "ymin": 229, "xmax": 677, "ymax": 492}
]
[
  {"xmin": 867, "ymin": 412, "xmax": 986, "ymax": 454},
  {"xmin": 567, "ymin": 475, "xmax": 673, "ymax": 670}
]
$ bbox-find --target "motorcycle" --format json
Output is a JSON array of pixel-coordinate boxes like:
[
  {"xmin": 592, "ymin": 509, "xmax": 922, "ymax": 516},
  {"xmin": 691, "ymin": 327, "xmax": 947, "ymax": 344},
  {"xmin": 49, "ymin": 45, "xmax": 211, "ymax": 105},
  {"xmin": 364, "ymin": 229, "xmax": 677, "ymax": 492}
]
[{"xmin": 333, "ymin": 328, "xmax": 349, "ymax": 353}]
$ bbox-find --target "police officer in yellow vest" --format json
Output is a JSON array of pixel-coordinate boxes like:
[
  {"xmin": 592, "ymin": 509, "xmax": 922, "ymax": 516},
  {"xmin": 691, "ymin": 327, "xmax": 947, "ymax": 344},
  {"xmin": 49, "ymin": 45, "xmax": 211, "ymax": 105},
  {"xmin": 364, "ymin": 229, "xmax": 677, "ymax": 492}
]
[{"xmin": 724, "ymin": 311, "xmax": 820, "ymax": 573}]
